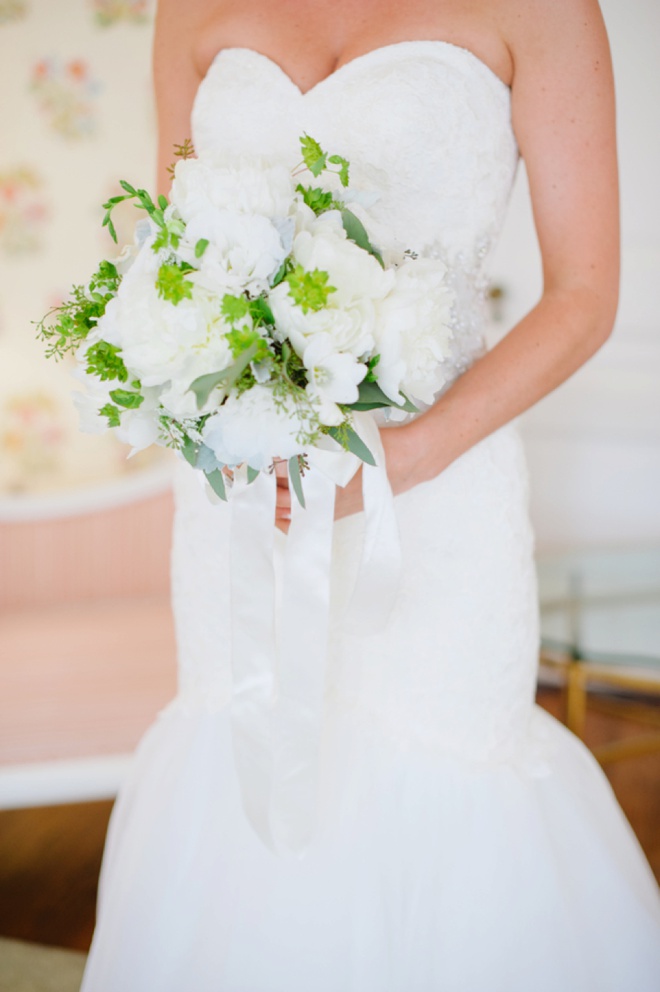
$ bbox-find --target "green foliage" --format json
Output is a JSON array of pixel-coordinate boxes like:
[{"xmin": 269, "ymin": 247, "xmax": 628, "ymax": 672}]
[
  {"xmin": 327, "ymin": 423, "xmax": 376, "ymax": 465},
  {"xmin": 36, "ymin": 259, "xmax": 121, "ymax": 360},
  {"xmin": 190, "ymin": 340, "xmax": 261, "ymax": 407},
  {"xmin": 99, "ymin": 403, "xmax": 121, "ymax": 427},
  {"xmin": 85, "ymin": 341, "xmax": 128, "ymax": 382},
  {"xmin": 298, "ymin": 134, "xmax": 350, "ymax": 187},
  {"xmin": 285, "ymin": 264, "xmax": 335, "ymax": 313},
  {"xmin": 102, "ymin": 178, "xmax": 185, "ymax": 252},
  {"xmin": 151, "ymin": 215, "xmax": 186, "ymax": 252},
  {"xmin": 226, "ymin": 325, "xmax": 270, "ymax": 362},
  {"xmin": 166, "ymin": 137, "xmax": 196, "ymax": 179},
  {"xmin": 156, "ymin": 262, "xmax": 194, "ymax": 304},
  {"xmin": 271, "ymin": 258, "xmax": 291, "ymax": 287},
  {"xmin": 195, "ymin": 238, "xmax": 209, "ymax": 258},
  {"xmin": 299, "ymin": 134, "xmax": 327, "ymax": 176},
  {"xmin": 205, "ymin": 468, "xmax": 228, "ymax": 501},
  {"xmin": 288, "ymin": 455, "xmax": 305, "ymax": 508},
  {"xmin": 341, "ymin": 209, "xmax": 384, "ymax": 267},
  {"xmin": 349, "ymin": 379, "xmax": 418, "ymax": 414},
  {"xmin": 295, "ymin": 183, "xmax": 338, "ymax": 215},
  {"xmin": 249, "ymin": 295, "xmax": 275, "ymax": 326},
  {"xmin": 108, "ymin": 388, "xmax": 144, "ymax": 409},
  {"xmin": 221, "ymin": 293, "xmax": 250, "ymax": 322},
  {"xmin": 328, "ymin": 153, "xmax": 350, "ymax": 187},
  {"xmin": 365, "ymin": 353, "xmax": 380, "ymax": 383}
]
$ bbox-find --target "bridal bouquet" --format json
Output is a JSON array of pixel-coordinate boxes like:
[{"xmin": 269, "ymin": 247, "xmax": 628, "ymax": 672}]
[{"xmin": 37, "ymin": 134, "xmax": 454, "ymax": 503}]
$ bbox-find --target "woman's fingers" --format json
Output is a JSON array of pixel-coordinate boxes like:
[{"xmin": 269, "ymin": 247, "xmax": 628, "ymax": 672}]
[{"xmin": 274, "ymin": 465, "xmax": 291, "ymax": 533}]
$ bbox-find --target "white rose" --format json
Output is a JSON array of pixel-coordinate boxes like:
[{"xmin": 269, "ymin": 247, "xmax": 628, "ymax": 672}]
[
  {"xmin": 171, "ymin": 157, "xmax": 295, "ymax": 224},
  {"xmin": 201, "ymin": 384, "xmax": 313, "ymax": 470},
  {"xmin": 374, "ymin": 258, "xmax": 455, "ymax": 407}
]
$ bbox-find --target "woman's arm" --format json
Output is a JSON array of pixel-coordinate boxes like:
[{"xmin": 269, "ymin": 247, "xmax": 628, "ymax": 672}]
[
  {"xmin": 333, "ymin": 0, "xmax": 619, "ymax": 520},
  {"xmin": 152, "ymin": 0, "xmax": 207, "ymax": 196}
]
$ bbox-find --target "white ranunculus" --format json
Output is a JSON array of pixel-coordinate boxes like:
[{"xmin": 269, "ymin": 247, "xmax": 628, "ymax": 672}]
[
  {"xmin": 201, "ymin": 384, "xmax": 313, "ymax": 470},
  {"xmin": 374, "ymin": 258, "xmax": 455, "ymax": 407},
  {"xmin": 303, "ymin": 333, "xmax": 367, "ymax": 427},
  {"xmin": 170, "ymin": 157, "xmax": 296, "ymax": 224},
  {"xmin": 268, "ymin": 212, "xmax": 394, "ymax": 358}
]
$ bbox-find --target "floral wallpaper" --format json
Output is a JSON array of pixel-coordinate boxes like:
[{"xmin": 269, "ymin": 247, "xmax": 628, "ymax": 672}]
[{"xmin": 0, "ymin": 0, "xmax": 160, "ymax": 495}]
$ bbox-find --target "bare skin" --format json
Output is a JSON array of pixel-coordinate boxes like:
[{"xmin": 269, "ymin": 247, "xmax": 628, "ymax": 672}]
[{"xmin": 153, "ymin": 0, "xmax": 619, "ymax": 534}]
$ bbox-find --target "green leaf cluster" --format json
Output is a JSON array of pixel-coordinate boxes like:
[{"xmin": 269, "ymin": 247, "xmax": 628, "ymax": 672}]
[
  {"xmin": 35, "ymin": 259, "xmax": 121, "ymax": 360},
  {"xmin": 102, "ymin": 180, "xmax": 184, "ymax": 253},
  {"xmin": 299, "ymin": 134, "xmax": 350, "ymax": 187},
  {"xmin": 285, "ymin": 264, "xmax": 336, "ymax": 313},
  {"xmin": 156, "ymin": 261, "xmax": 194, "ymax": 304},
  {"xmin": 99, "ymin": 403, "xmax": 121, "ymax": 428},
  {"xmin": 295, "ymin": 183, "xmax": 340, "ymax": 216},
  {"xmin": 85, "ymin": 341, "xmax": 128, "ymax": 382},
  {"xmin": 108, "ymin": 387, "xmax": 144, "ymax": 409}
]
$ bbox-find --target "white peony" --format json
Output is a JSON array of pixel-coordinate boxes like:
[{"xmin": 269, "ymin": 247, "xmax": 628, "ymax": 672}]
[
  {"xmin": 98, "ymin": 237, "xmax": 235, "ymax": 395},
  {"xmin": 170, "ymin": 157, "xmax": 296, "ymax": 225},
  {"xmin": 302, "ymin": 333, "xmax": 367, "ymax": 427},
  {"xmin": 374, "ymin": 258, "xmax": 455, "ymax": 407},
  {"xmin": 182, "ymin": 209, "xmax": 289, "ymax": 298},
  {"xmin": 268, "ymin": 211, "xmax": 394, "ymax": 359},
  {"xmin": 201, "ymin": 384, "xmax": 312, "ymax": 470}
]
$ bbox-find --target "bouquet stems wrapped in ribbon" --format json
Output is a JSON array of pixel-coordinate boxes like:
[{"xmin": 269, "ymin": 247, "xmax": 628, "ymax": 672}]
[{"xmin": 37, "ymin": 135, "xmax": 456, "ymax": 855}]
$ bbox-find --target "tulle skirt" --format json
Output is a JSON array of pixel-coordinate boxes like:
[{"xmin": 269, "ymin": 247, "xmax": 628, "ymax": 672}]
[{"xmin": 81, "ymin": 424, "xmax": 660, "ymax": 991}]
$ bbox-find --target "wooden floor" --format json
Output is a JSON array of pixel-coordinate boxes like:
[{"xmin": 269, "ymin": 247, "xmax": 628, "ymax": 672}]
[{"xmin": 0, "ymin": 686, "xmax": 658, "ymax": 953}]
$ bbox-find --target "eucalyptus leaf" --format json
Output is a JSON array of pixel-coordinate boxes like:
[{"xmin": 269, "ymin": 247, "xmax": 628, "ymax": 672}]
[
  {"xmin": 246, "ymin": 466, "xmax": 260, "ymax": 485},
  {"xmin": 350, "ymin": 380, "xmax": 418, "ymax": 414},
  {"xmin": 190, "ymin": 341, "xmax": 260, "ymax": 407},
  {"xmin": 181, "ymin": 435, "xmax": 199, "ymax": 467},
  {"xmin": 327, "ymin": 425, "xmax": 376, "ymax": 466},
  {"xmin": 341, "ymin": 209, "xmax": 384, "ymax": 267},
  {"xmin": 205, "ymin": 468, "xmax": 228, "ymax": 501},
  {"xmin": 288, "ymin": 456, "xmax": 305, "ymax": 508}
]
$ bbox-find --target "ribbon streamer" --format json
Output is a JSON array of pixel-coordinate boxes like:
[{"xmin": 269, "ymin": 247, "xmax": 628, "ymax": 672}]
[{"xmin": 228, "ymin": 412, "xmax": 401, "ymax": 856}]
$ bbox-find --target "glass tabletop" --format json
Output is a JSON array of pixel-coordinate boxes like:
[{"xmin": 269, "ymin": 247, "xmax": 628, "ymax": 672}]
[{"xmin": 536, "ymin": 546, "xmax": 660, "ymax": 670}]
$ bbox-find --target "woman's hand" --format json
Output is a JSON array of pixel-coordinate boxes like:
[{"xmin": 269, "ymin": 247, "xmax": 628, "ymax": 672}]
[{"xmin": 274, "ymin": 418, "xmax": 444, "ymax": 534}]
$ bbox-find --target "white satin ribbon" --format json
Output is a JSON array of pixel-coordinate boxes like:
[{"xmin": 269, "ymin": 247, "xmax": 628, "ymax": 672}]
[{"xmin": 228, "ymin": 412, "xmax": 401, "ymax": 856}]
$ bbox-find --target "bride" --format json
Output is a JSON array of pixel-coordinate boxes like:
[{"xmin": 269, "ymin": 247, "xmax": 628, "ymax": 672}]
[{"xmin": 81, "ymin": 0, "xmax": 660, "ymax": 989}]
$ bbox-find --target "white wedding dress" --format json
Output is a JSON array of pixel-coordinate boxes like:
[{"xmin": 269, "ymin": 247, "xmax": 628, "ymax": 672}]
[{"xmin": 81, "ymin": 41, "xmax": 660, "ymax": 991}]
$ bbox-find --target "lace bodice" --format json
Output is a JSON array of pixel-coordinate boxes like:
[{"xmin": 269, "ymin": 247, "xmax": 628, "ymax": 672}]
[{"xmin": 192, "ymin": 41, "xmax": 519, "ymax": 385}]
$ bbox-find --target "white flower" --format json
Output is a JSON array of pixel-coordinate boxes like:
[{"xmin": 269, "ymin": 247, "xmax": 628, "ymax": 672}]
[
  {"xmin": 182, "ymin": 209, "xmax": 288, "ymax": 297},
  {"xmin": 114, "ymin": 389, "xmax": 161, "ymax": 453},
  {"xmin": 302, "ymin": 333, "xmax": 366, "ymax": 426},
  {"xmin": 268, "ymin": 211, "xmax": 394, "ymax": 358},
  {"xmin": 202, "ymin": 384, "xmax": 313, "ymax": 470},
  {"xmin": 170, "ymin": 157, "xmax": 295, "ymax": 224},
  {"xmin": 374, "ymin": 258, "xmax": 455, "ymax": 407},
  {"xmin": 101, "ymin": 236, "xmax": 234, "ymax": 394}
]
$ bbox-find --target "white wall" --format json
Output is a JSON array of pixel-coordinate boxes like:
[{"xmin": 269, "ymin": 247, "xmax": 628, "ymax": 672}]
[{"xmin": 488, "ymin": 0, "xmax": 660, "ymax": 550}]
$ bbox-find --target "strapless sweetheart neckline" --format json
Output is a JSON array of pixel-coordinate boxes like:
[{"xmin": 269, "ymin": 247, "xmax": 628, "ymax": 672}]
[{"xmin": 206, "ymin": 39, "xmax": 511, "ymax": 98}]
